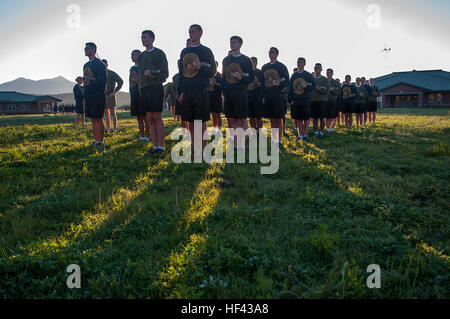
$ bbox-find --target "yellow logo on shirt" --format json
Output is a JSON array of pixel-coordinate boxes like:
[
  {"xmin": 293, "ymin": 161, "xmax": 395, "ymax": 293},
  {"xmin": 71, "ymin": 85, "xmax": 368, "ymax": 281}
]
[
  {"xmin": 225, "ymin": 63, "xmax": 243, "ymax": 84},
  {"xmin": 83, "ymin": 67, "xmax": 94, "ymax": 86},
  {"xmin": 293, "ymin": 78, "xmax": 306, "ymax": 95},
  {"xmin": 248, "ymin": 76, "xmax": 260, "ymax": 91},
  {"xmin": 182, "ymin": 53, "xmax": 200, "ymax": 78},
  {"xmin": 343, "ymin": 86, "xmax": 351, "ymax": 99},
  {"xmin": 264, "ymin": 69, "xmax": 280, "ymax": 88}
]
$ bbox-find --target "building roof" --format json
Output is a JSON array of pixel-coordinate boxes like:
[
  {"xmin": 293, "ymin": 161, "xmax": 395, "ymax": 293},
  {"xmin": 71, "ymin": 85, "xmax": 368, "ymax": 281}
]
[
  {"xmin": 374, "ymin": 70, "xmax": 450, "ymax": 92},
  {"xmin": 0, "ymin": 91, "xmax": 62, "ymax": 103}
]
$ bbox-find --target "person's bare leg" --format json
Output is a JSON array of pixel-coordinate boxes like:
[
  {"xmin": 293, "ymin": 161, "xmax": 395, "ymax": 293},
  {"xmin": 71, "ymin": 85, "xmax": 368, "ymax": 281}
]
[
  {"xmin": 137, "ymin": 116, "xmax": 145, "ymax": 137},
  {"xmin": 157, "ymin": 113, "xmax": 165, "ymax": 149},
  {"xmin": 81, "ymin": 114, "xmax": 85, "ymax": 126},
  {"xmin": 91, "ymin": 118, "xmax": 98, "ymax": 142},
  {"xmin": 148, "ymin": 113, "xmax": 158, "ymax": 148},
  {"xmin": 75, "ymin": 114, "xmax": 79, "ymax": 126},
  {"xmin": 98, "ymin": 118, "xmax": 105, "ymax": 141},
  {"xmin": 145, "ymin": 116, "xmax": 151, "ymax": 138},
  {"xmin": 313, "ymin": 118, "xmax": 319, "ymax": 133},
  {"xmin": 303, "ymin": 119, "xmax": 309, "ymax": 137},
  {"xmin": 320, "ymin": 118, "xmax": 326, "ymax": 132},
  {"xmin": 104, "ymin": 108, "xmax": 111, "ymax": 132},
  {"xmin": 111, "ymin": 107, "xmax": 118, "ymax": 131},
  {"xmin": 270, "ymin": 119, "xmax": 281, "ymax": 143}
]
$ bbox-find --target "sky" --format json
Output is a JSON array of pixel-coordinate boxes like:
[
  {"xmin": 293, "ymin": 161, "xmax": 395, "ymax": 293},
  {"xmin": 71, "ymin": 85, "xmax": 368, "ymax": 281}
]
[{"xmin": 0, "ymin": 0, "xmax": 449, "ymax": 92}]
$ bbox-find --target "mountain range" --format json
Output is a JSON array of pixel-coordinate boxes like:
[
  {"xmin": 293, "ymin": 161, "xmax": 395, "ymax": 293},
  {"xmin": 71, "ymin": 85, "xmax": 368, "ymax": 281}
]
[{"xmin": 0, "ymin": 76, "xmax": 131, "ymax": 106}]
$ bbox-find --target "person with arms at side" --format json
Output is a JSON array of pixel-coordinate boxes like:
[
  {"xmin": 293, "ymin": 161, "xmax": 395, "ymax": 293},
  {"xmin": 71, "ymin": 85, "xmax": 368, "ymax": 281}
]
[
  {"xmin": 368, "ymin": 78, "xmax": 380, "ymax": 125},
  {"xmin": 361, "ymin": 77, "xmax": 372, "ymax": 126},
  {"xmin": 129, "ymin": 49, "xmax": 151, "ymax": 142},
  {"xmin": 310, "ymin": 63, "xmax": 329, "ymax": 137},
  {"xmin": 73, "ymin": 76, "xmax": 85, "ymax": 127},
  {"xmin": 138, "ymin": 30, "xmax": 169, "ymax": 156},
  {"xmin": 82, "ymin": 42, "xmax": 107, "ymax": 151},
  {"xmin": 102, "ymin": 59, "xmax": 123, "ymax": 133}
]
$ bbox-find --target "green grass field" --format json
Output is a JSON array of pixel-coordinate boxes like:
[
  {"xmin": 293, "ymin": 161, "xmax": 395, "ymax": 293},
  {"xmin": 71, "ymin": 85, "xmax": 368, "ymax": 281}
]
[{"xmin": 0, "ymin": 109, "xmax": 449, "ymax": 298}]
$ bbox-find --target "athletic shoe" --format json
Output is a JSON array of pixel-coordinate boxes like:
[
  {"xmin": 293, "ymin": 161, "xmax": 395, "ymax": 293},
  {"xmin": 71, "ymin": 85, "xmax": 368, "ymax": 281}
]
[
  {"xmin": 319, "ymin": 132, "xmax": 324, "ymax": 137},
  {"xmin": 146, "ymin": 148, "xmax": 158, "ymax": 156},
  {"xmin": 156, "ymin": 149, "xmax": 165, "ymax": 156},
  {"xmin": 112, "ymin": 130, "xmax": 118, "ymax": 133},
  {"xmin": 302, "ymin": 136, "xmax": 309, "ymax": 143},
  {"xmin": 95, "ymin": 142, "xmax": 105, "ymax": 152}
]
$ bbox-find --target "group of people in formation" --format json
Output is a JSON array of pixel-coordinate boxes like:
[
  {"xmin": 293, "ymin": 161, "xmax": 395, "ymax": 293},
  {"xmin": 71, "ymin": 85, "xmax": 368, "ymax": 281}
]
[{"xmin": 78, "ymin": 24, "xmax": 380, "ymax": 154}]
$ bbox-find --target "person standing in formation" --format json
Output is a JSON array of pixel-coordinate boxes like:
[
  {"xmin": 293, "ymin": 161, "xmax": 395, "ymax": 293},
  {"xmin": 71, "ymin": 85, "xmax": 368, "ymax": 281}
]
[
  {"xmin": 222, "ymin": 36, "xmax": 254, "ymax": 149},
  {"xmin": 102, "ymin": 59, "xmax": 123, "ymax": 133},
  {"xmin": 73, "ymin": 76, "xmax": 85, "ymax": 127},
  {"xmin": 138, "ymin": 30, "xmax": 169, "ymax": 156},
  {"xmin": 129, "ymin": 49, "xmax": 150, "ymax": 142},
  {"xmin": 178, "ymin": 24, "xmax": 216, "ymax": 161},
  {"xmin": 261, "ymin": 47, "xmax": 289, "ymax": 145},
  {"xmin": 288, "ymin": 57, "xmax": 315, "ymax": 143},
  {"xmin": 82, "ymin": 42, "xmax": 107, "ymax": 151}
]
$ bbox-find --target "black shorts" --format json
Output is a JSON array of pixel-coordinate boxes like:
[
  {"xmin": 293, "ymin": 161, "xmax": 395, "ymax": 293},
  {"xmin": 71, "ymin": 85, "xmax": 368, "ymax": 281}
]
[
  {"xmin": 354, "ymin": 103, "xmax": 365, "ymax": 114},
  {"xmin": 310, "ymin": 101, "xmax": 327, "ymax": 119},
  {"xmin": 224, "ymin": 89, "xmax": 248, "ymax": 119},
  {"xmin": 130, "ymin": 91, "xmax": 146, "ymax": 117},
  {"xmin": 342, "ymin": 99, "xmax": 353, "ymax": 114},
  {"xmin": 248, "ymin": 95, "xmax": 263, "ymax": 118},
  {"xmin": 140, "ymin": 84, "xmax": 164, "ymax": 113},
  {"xmin": 326, "ymin": 100, "xmax": 338, "ymax": 119},
  {"xmin": 336, "ymin": 100, "xmax": 342, "ymax": 113},
  {"xmin": 175, "ymin": 100, "xmax": 182, "ymax": 116},
  {"xmin": 75, "ymin": 103, "xmax": 84, "ymax": 114},
  {"xmin": 181, "ymin": 87, "xmax": 210, "ymax": 122},
  {"xmin": 85, "ymin": 92, "xmax": 105, "ymax": 118},
  {"xmin": 263, "ymin": 93, "xmax": 284, "ymax": 119},
  {"xmin": 291, "ymin": 99, "xmax": 311, "ymax": 120},
  {"xmin": 367, "ymin": 101, "xmax": 378, "ymax": 112},
  {"xmin": 209, "ymin": 95, "xmax": 223, "ymax": 114}
]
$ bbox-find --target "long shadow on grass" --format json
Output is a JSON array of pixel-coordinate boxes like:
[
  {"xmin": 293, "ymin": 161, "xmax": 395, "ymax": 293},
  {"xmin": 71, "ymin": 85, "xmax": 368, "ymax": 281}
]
[
  {"xmin": 0, "ymin": 132, "xmax": 214, "ymax": 298},
  {"xmin": 155, "ymin": 119, "xmax": 448, "ymax": 299},
  {"xmin": 0, "ymin": 119, "xmax": 179, "ymax": 251}
]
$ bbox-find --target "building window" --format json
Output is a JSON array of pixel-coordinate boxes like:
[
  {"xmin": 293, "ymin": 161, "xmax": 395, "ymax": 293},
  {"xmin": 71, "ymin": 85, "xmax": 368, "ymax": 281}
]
[
  {"xmin": 428, "ymin": 93, "xmax": 442, "ymax": 104},
  {"xmin": 7, "ymin": 104, "xmax": 16, "ymax": 112},
  {"xmin": 20, "ymin": 103, "xmax": 30, "ymax": 111},
  {"xmin": 428, "ymin": 93, "xmax": 435, "ymax": 104}
]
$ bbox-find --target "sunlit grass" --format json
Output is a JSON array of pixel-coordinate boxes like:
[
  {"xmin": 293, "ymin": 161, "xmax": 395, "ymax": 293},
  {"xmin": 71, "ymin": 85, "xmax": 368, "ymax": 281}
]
[{"xmin": 0, "ymin": 108, "xmax": 448, "ymax": 298}]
